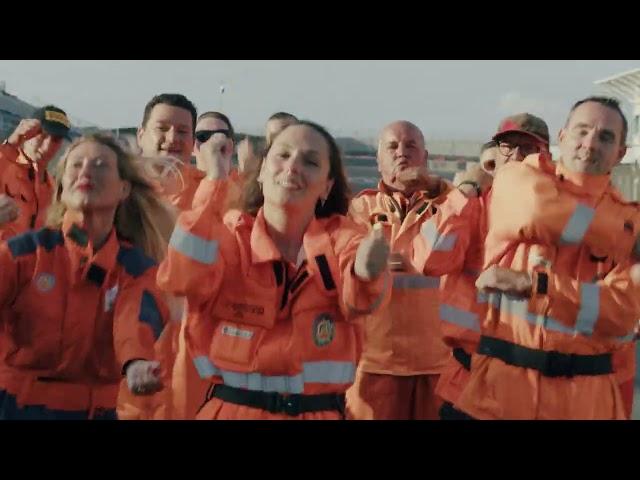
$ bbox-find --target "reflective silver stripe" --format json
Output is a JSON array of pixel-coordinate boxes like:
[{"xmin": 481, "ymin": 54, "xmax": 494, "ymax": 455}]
[
  {"xmin": 222, "ymin": 371, "xmax": 305, "ymax": 394},
  {"xmin": 192, "ymin": 359, "xmax": 356, "ymax": 392},
  {"xmin": 617, "ymin": 332, "xmax": 637, "ymax": 343},
  {"xmin": 170, "ymin": 225, "xmax": 219, "ymax": 264},
  {"xmin": 420, "ymin": 220, "xmax": 457, "ymax": 252},
  {"xmin": 575, "ymin": 283, "xmax": 600, "ymax": 335},
  {"xmin": 393, "ymin": 274, "xmax": 440, "ymax": 289},
  {"xmin": 497, "ymin": 294, "xmax": 635, "ymax": 341},
  {"xmin": 193, "ymin": 355, "xmax": 220, "ymax": 379},
  {"xmin": 560, "ymin": 204, "xmax": 595, "ymax": 245},
  {"xmin": 477, "ymin": 291, "xmax": 501, "ymax": 309},
  {"xmin": 439, "ymin": 304, "xmax": 480, "ymax": 332},
  {"xmin": 499, "ymin": 295, "xmax": 583, "ymax": 336},
  {"xmin": 303, "ymin": 361, "xmax": 355, "ymax": 384}
]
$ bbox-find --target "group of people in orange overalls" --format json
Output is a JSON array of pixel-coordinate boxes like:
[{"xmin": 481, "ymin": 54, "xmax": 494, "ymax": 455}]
[{"xmin": 0, "ymin": 91, "xmax": 637, "ymax": 420}]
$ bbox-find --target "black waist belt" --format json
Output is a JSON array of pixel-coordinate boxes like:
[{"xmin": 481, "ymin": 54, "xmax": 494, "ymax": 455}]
[
  {"xmin": 478, "ymin": 336, "xmax": 613, "ymax": 378},
  {"xmin": 211, "ymin": 384, "xmax": 345, "ymax": 417},
  {"xmin": 453, "ymin": 348, "xmax": 472, "ymax": 371}
]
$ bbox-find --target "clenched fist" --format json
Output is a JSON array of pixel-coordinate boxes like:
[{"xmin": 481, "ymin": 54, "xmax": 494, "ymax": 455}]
[
  {"xmin": 354, "ymin": 224, "xmax": 390, "ymax": 281},
  {"xmin": 126, "ymin": 360, "xmax": 163, "ymax": 396},
  {"xmin": 7, "ymin": 119, "xmax": 44, "ymax": 148},
  {"xmin": 199, "ymin": 132, "xmax": 234, "ymax": 180},
  {"xmin": 475, "ymin": 265, "xmax": 532, "ymax": 297},
  {"xmin": 394, "ymin": 165, "xmax": 441, "ymax": 196}
]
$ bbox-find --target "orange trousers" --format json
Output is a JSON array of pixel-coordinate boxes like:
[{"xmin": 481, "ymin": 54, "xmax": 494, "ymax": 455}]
[{"xmin": 346, "ymin": 368, "xmax": 442, "ymax": 420}]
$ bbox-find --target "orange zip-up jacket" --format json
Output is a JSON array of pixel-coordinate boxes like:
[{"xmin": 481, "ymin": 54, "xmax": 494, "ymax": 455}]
[
  {"xmin": 170, "ymin": 173, "xmax": 244, "ymax": 419},
  {"xmin": 0, "ymin": 215, "xmax": 168, "ymax": 416},
  {"xmin": 435, "ymin": 189, "xmax": 490, "ymax": 405},
  {"xmin": 157, "ymin": 178, "xmax": 390, "ymax": 417},
  {"xmin": 348, "ymin": 180, "xmax": 478, "ymax": 375},
  {"xmin": 0, "ymin": 144, "xmax": 53, "ymax": 240},
  {"xmin": 458, "ymin": 153, "xmax": 640, "ymax": 420}
]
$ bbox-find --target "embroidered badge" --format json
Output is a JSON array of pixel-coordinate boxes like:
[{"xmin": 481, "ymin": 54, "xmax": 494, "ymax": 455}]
[
  {"xmin": 313, "ymin": 313, "xmax": 335, "ymax": 347},
  {"xmin": 34, "ymin": 273, "xmax": 56, "ymax": 293}
]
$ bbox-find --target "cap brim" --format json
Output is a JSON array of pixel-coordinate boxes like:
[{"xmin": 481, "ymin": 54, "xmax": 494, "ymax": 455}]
[
  {"xmin": 42, "ymin": 122, "xmax": 71, "ymax": 140},
  {"xmin": 493, "ymin": 129, "xmax": 549, "ymax": 145}
]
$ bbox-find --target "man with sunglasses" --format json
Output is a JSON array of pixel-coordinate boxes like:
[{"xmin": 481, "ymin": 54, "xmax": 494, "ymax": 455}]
[
  {"xmin": 171, "ymin": 111, "xmax": 244, "ymax": 420},
  {"xmin": 0, "ymin": 105, "xmax": 71, "ymax": 240}
]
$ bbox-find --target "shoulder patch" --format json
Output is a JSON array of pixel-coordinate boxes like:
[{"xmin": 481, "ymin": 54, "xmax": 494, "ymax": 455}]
[
  {"xmin": 117, "ymin": 246, "xmax": 156, "ymax": 278},
  {"xmin": 7, "ymin": 228, "xmax": 63, "ymax": 258}
]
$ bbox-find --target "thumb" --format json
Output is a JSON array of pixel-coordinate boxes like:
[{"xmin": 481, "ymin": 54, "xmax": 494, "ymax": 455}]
[{"xmin": 371, "ymin": 222, "xmax": 386, "ymax": 241}]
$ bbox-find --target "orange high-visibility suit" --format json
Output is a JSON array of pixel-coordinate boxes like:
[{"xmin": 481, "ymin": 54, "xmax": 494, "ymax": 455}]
[
  {"xmin": 457, "ymin": 153, "xmax": 640, "ymax": 420},
  {"xmin": 158, "ymin": 178, "xmax": 390, "ymax": 420},
  {"xmin": 346, "ymin": 180, "xmax": 478, "ymax": 420},
  {"xmin": 0, "ymin": 216, "xmax": 168, "ymax": 419},
  {"xmin": 0, "ymin": 143, "xmax": 54, "ymax": 240},
  {"xmin": 169, "ymin": 172, "xmax": 243, "ymax": 419},
  {"xmin": 435, "ymin": 190, "xmax": 490, "ymax": 419}
]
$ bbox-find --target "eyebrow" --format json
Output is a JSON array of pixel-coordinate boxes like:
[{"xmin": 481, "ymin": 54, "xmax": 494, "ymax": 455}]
[
  {"xmin": 155, "ymin": 120, "xmax": 191, "ymax": 129},
  {"xmin": 276, "ymin": 143, "xmax": 321, "ymax": 156}
]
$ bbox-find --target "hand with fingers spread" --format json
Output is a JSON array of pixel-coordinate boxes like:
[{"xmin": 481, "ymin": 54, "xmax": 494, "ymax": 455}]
[
  {"xmin": 354, "ymin": 223, "xmax": 390, "ymax": 281},
  {"xmin": 6, "ymin": 119, "xmax": 44, "ymax": 149},
  {"xmin": 126, "ymin": 360, "xmax": 163, "ymax": 396},
  {"xmin": 200, "ymin": 132, "xmax": 234, "ymax": 180},
  {"xmin": 0, "ymin": 195, "xmax": 19, "ymax": 226}
]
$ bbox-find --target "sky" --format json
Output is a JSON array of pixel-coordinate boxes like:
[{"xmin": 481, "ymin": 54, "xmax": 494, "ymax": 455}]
[{"xmin": 0, "ymin": 60, "xmax": 638, "ymax": 143}]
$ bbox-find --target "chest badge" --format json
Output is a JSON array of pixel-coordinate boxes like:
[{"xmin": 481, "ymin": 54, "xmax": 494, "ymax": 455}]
[
  {"xmin": 34, "ymin": 273, "xmax": 56, "ymax": 293},
  {"xmin": 313, "ymin": 313, "xmax": 335, "ymax": 347}
]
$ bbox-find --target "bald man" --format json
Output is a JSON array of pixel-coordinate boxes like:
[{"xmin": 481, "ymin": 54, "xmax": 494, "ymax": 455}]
[{"xmin": 347, "ymin": 121, "xmax": 479, "ymax": 419}]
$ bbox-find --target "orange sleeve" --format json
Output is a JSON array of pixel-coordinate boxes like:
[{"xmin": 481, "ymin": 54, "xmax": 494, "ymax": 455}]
[
  {"xmin": 113, "ymin": 266, "xmax": 170, "ymax": 371},
  {"xmin": 528, "ymin": 262, "xmax": 640, "ymax": 340},
  {"xmin": 157, "ymin": 178, "xmax": 231, "ymax": 301},
  {"xmin": 412, "ymin": 188, "xmax": 478, "ymax": 276},
  {"xmin": 490, "ymin": 160, "xmax": 639, "ymax": 262},
  {"xmin": 0, "ymin": 145, "xmax": 20, "ymax": 241},
  {"xmin": 0, "ymin": 239, "xmax": 25, "ymax": 313},
  {"xmin": 330, "ymin": 216, "xmax": 391, "ymax": 318},
  {"xmin": 191, "ymin": 170, "xmax": 243, "ymax": 211}
]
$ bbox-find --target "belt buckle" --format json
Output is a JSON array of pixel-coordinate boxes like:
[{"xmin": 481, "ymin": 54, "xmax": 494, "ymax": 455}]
[
  {"xmin": 275, "ymin": 394, "xmax": 301, "ymax": 417},
  {"xmin": 545, "ymin": 350, "xmax": 574, "ymax": 378}
]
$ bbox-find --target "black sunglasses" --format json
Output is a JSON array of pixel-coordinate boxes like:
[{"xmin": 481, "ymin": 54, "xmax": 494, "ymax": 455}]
[{"xmin": 195, "ymin": 129, "xmax": 231, "ymax": 143}]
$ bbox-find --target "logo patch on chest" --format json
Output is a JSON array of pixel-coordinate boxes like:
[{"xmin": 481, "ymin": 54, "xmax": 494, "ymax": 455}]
[
  {"xmin": 313, "ymin": 313, "xmax": 335, "ymax": 347},
  {"xmin": 34, "ymin": 273, "xmax": 56, "ymax": 293}
]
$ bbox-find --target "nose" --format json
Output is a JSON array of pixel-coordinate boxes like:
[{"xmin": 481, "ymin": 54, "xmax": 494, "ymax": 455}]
[
  {"xmin": 165, "ymin": 127, "xmax": 179, "ymax": 145},
  {"xmin": 396, "ymin": 143, "xmax": 407, "ymax": 157},
  {"xmin": 285, "ymin": 153, "xmax": 302, "ymax": 174},
  {"xmin": 511, "ymin": 146, "xmax": 526, "ymax": 162},
  {"xmin": 581, "ymin": 129, "xmax": 598, "ymax": 150}
]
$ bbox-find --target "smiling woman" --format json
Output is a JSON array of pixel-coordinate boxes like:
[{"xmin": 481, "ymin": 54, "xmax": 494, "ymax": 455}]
[{"xmin": 158, "ymin": 120, "xmax": 392, "ymax": 420}]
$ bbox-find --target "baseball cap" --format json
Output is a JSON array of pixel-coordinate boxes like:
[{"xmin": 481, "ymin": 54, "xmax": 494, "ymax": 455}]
[
  {"xmin": 34, "ymin": 105, "xmax": 71, "ymax": 140},
  {"xmin": 493, "ymin": 113, "xmax": 550, "ymax": 145}
]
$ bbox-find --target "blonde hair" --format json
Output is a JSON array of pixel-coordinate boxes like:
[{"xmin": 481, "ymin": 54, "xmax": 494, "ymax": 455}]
[{"xmin": 47, "ymin": 133, "xmax": 177, "ymax": 263}]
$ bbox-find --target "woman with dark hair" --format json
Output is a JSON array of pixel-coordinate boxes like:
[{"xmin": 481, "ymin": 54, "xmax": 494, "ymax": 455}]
[
  {"xmin": 0, "ymin": 133, "xmax": 173, "ymax": 419},
  {"xmin": 159, "ymin": 120, "xmax": 391, "ymax": 420}
]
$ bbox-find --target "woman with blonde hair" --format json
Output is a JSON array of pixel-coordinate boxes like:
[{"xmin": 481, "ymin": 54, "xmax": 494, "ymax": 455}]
[{"xmin": 0, "ymin": 132, "xmax": 173, "ymax": 419}]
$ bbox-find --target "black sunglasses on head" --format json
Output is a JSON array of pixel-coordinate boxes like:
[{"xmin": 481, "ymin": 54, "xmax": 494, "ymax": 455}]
[{"xmin": 195, "ymin": 129, "xmax": 231, "ymax": 143}]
